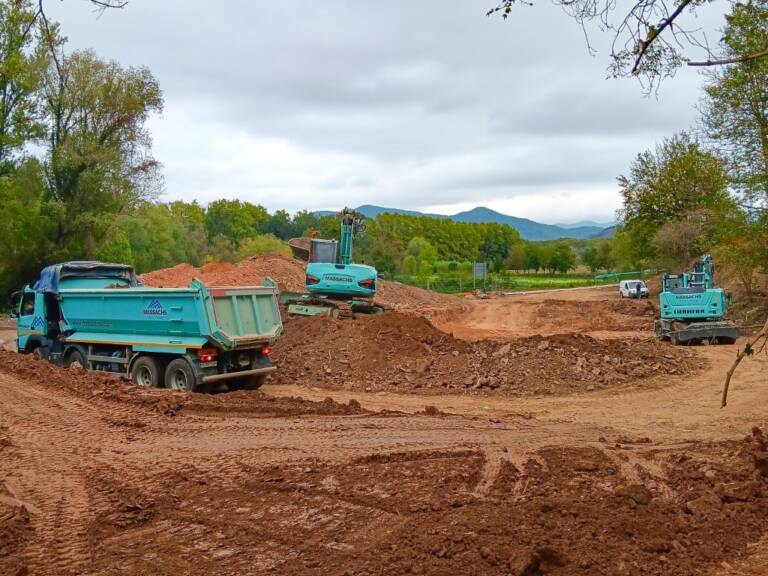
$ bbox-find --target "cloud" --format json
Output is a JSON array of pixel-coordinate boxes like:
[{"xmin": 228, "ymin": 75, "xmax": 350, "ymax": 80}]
[{"xmin": 45, "ymin": 0, "xmax": 717, "ymax": 223}]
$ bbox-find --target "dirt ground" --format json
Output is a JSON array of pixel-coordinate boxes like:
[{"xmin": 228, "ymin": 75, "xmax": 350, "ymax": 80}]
[{"xmin": 3, "ymin": 286, "xmax": 768, "ymax": 575}]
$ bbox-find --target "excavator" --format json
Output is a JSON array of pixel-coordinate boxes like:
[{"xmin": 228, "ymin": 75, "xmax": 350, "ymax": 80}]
[
  {"xmin": 655, "ymin": 254, "xmax": 739, "ymax": 345},
  {"xmin": 282, "ymin": 208, "xmax": 383, "ymax": 317}
]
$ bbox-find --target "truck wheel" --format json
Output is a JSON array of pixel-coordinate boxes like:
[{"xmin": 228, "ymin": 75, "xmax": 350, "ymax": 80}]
[
  {"xmin": 164, "ymin": 359, "xmax": 196, "ymax": 392},
  {"xmin": 33, "ymin": 347, "xmax": 48, "ymax": 361},
  {"xmin": 65, "ymin": 349, "xmax": 86, "ymax": 369},
  {"xmin": 131, "ymin": 356, "xmax": 162, "ymax": 388},
  {"xmin": 241, "ymin": 374, "xmax": 267, "ymax": 390}
]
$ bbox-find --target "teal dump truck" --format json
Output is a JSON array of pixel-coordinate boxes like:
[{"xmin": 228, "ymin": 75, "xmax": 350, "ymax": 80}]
[{"xmin": 10, "ymin": 261, "xmax": 282, "ymax": 391}]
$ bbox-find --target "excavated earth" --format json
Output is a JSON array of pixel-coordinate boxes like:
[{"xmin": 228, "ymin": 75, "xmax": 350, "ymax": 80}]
[
  {"xmin": 271, "ymin": 312, "xmax": 695, "ymax": 396},
  {"xmin": 4, "ymin": 274, "xmax": 768, "ymax": 575},
  {"xmin": 140, "ymin": 253, "xmax": 461, "ymax": 317}
]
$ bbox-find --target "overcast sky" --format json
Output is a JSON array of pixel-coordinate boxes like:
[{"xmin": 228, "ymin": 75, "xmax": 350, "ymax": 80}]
[{"xmin": 48, "ymin": 0, "xmax": 722, "ymax": 224}]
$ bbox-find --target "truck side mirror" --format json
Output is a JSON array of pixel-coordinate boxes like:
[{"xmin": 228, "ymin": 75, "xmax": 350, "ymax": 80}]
[{"xmin": 9, "ymin": 291, "xmax": 21, "ymax": 318}]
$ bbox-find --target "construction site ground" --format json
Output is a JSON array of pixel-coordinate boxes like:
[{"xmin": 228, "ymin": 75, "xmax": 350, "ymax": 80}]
[{"xmin": 3, "ymin": 284, "xmax": 768, "ymax": 575}]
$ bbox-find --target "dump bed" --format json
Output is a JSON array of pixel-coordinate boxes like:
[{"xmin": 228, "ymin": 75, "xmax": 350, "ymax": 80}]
[{"xmin": 57, "ymin": 278, "xmax": 282, "ymax": 353}]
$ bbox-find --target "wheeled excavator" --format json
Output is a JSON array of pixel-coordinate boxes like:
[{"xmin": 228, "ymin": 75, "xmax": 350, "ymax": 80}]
[{"xmin": 283, "ymin": 208, "xmax": 383, "ymax": 317}]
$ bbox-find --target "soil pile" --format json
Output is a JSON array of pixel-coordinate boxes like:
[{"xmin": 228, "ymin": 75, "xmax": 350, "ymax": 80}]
[
  {"xmin": 271, "ymin": 312, "xmax": 695, "ymax": 395},
  {"xmin": 140, "ymin": 253, "xmax": 307, "ymax": 292},
  {"xmin": 534, "ymin": 298, "xmax": 657, "ymax": 332},
  {"xmin": 0, "ymin": 350, "xmax": 364, "ymax": 418},
  {"xmin": 142, "ymin": 253, "xmax": 460, "ymax": 315}
]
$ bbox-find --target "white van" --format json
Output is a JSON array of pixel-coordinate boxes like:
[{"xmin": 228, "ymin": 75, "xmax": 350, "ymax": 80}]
[{"xmin": 619, "ymin": 279, "xmax": 649, "ymax": 299}]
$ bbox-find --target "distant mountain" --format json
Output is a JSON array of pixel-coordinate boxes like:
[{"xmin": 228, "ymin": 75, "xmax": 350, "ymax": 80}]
[
  {"xmin": 590, "ymin": 225, "xmax": 617, "ymax": 239},
  {"xmin": 450, "ymin": 207, "xmax": 603, "ymax": 241},
  {"xmin": 556, "ymin": 220, "xmax": 616, "ymax": 230},
  {"xmin": 314, "ymin": 204, "xmax": 607, "ymax": 241}
]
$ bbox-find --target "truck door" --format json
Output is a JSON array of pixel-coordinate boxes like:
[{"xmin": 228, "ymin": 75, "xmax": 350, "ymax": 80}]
[{"xmin": 16, "ymin": 291, "xmax": 45, "ymax": 353}]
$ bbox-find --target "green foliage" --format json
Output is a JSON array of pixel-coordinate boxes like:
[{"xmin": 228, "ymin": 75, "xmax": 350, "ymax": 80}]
[
  {"xmin": 237, "ymin": 234, "xmax": 290, "ymax": 259},
  {"xmin": 42, "ymin": 49, "xmax": 163, "ymax": 257},
  {"xmin": 701, "ymin": 1, "xmax": 768, "ymax": 204},
  {"xmin": 0, "ymin": 0, "xmax": 47, "ymax": 168},
  {"xmin": 617, "ymin": 132, "xmax": 734, "ymax": 266},
  {"xmin": 205, "ymin": 199, "xmax": 268, "ymax": 247},
  {"xmin": 0, "ymin": 159, "xmax": 51, "ymax": 294}
]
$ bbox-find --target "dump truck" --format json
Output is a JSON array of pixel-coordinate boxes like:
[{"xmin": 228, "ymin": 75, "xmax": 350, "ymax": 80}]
[
  {"xmin": 11, "ymin": 261, "xmax": 282, "ymax": 391},
  {"xmin": 655, "ymin": 254, "xmax": 739, "ymax": 345}
]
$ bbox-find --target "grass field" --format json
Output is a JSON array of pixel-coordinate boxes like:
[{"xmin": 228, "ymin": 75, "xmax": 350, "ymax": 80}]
[{"xmin": 393, "ymin": 273, "xmax": 606, "ymax": 294}]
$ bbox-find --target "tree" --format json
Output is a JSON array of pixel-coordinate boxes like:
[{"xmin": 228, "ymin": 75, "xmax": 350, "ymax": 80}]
[
  {"xmin": 650, "ymin": 216, "xmax": 708, "ymax": 270},
  {"xmin": 701, "ymin": 1, "xmax": 768, "ymax": 206},
  {"xmin": 489, "ymin": 0, "xmax": 768, "ymax": 91},
  {"xmin": 41, "ymin": 49, "xmax": 163, "ymax": 256},
  {"xmin": 581, "ymin": 245, "xmax": 600, "ymax": 273},
  {"xmin": 504, "ymin": 243, "xmax": 528, "ymax": 271},
  {"xmin": 406, "ymin": 236, "xmax": 438, "ymax": 268},
  {"xmin": 237, "ymin": 234, "xmax": 290, "ymax": 259},
  {"xmin": 204, "ymin": 199, "xmax": 268, "ymax": 246},
  {"xmin": 548, "ymin": 241, "xmax": 576, "ymax": 274},
  {"xmin": 524, "ymin": 242, "xmax": 542, "ymax": 272},
  {"xmin": 618, "ymin": 132, "xmax": 734, "ymax": 264},
  {"xmin": 0, "ymin": 159, "xmax": 51, "ymax": 296},
  {"xmin": 0, "ymin": 0, "xmax": 48, "ymax": 170}
]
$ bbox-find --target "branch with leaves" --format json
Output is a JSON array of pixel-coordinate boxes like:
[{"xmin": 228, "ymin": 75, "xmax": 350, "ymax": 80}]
[{"xmin": 488, "ymin": 0, "xmax": 768, "ymax": 91}]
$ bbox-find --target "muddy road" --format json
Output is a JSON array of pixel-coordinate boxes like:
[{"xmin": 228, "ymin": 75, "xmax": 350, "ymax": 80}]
[{"xmin": 3, "ymin": 287, "xmax": 768, "ymax": 575}]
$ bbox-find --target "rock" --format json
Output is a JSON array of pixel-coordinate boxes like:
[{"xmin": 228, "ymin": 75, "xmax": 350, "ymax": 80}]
[
  {"xmin": 586, "ymin": 385, "xmax": 595, "ymax": 392},
  {"xmin": 575, "ymin": 357, "xmax": 586, "ymax": 372},
  {"xmin": 615, "ymin": 484, "xmax": 653, "ymax": 505},
  {"xmin": 537, "ymin": 340, "xmax": 550, "ymax": 352},
  {"xmin": 684, "ymin": 491, "xmax": 722, "ymax": 517},
  {"xmin": 493, "ymin": 343, "xmax": 511, "ymax": 358}
]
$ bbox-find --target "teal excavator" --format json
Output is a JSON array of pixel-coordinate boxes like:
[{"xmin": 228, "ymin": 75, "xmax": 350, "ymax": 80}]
[
  {"xmin": 655, "ymin": 254, "xmax": 739, "ymax": 345},
  {"xmin": 283, "ymin": 208, "xmax": 383, "ymax": 317}
]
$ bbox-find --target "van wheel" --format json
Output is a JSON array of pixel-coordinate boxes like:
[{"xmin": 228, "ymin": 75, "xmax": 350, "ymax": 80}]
[
  {"xmin": 131, "ymin": 356, "xmax": 162, "ymax": 388},
  {"xmin": 65, "ymin": 349, "xmax": 86, "ymax": 369},
  {"xmin": 165, "ymin": 358, "xmax": 196, "ymax": 392}
]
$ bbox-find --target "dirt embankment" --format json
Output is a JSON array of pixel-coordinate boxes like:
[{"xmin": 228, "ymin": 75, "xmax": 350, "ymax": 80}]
[
  {"xmin": 0, "ymin": 350, "xmax": 364, "ymax": 418},
  {"xmin": 271, "ymin": 312, "xmax": 695, "ymax": 396},
  {"xmin": 141, "ymin": 253, "xmax": 461, "ymax": 317},
  {"xmin": 437, "ymin": 289, "xmax": 657, "ymax": 340}
]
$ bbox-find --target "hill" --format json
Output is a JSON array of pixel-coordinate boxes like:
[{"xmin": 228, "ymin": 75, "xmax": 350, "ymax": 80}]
[{"xmin": 317, "ymin": 205, "xmax": 607, "ymax": 241}]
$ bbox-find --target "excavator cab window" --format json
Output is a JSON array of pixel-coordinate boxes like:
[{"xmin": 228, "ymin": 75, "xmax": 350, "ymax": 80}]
[{"xmin": 310, "ymin": 239, "xmax": 337, "ymax": 264}]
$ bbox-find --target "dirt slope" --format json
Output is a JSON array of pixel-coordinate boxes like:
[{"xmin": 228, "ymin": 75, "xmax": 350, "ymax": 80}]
[{"xmin": 141, "ymin": 253, "xmax": 460, "ymax": 315}]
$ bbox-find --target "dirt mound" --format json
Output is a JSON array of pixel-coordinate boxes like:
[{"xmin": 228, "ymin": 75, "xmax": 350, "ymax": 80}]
[
  {"xmin": 0, "ymin": 351, "xmax": 364, "ymax": 418},
  {"xmin": 271, "ymin": 312, "xmax": 695, "ymax": 396},
  {"xmin": 142, "ymin": 253, "xmax": 460, "ymax": 314},
  {"xmin": 0, "ymin": 482, "xmax": 31, "ymax": 576},
  {"xmin": 533, "ymin": 298, "xmax": 656, "ymax": 333},
  {"xmin": 141, "ymin": 253, "xmax": 306, "ymax": 292}
]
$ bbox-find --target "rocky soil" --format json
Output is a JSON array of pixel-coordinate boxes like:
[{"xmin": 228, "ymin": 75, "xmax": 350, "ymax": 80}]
[{"xmin": 271, "ymin": 312, "xmax": 696, "ymax": 396}]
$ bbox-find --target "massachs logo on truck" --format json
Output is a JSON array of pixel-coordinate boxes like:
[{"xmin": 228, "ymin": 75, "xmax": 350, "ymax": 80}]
[{"xmin": 143, "ymin": 299, "xmax": 167, "ymax": 316}]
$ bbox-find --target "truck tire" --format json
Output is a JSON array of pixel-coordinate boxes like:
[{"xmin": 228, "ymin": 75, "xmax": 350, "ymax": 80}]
[
  {"xmin": 64, "ymin": 349, "xmax": 86, "ymax": 369},
  {"xmin": 131, "ymin": 355, "xmax": 162, "ymax": 388},
  {"xmin": 241, "ymin": 373, "xmax": 267, "ymax": 390},
  {"xmin": 33, "ymin": 347, "xmax": 48, "ymax": 361},
  {"xmin": 164, "ymin": 358, "xmax": 196, "ymax": 392}
]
